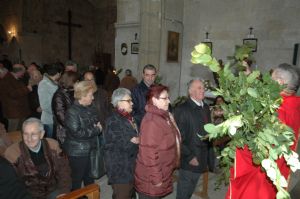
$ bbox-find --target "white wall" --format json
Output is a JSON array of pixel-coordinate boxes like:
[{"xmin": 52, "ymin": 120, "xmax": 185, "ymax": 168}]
[
  {"xmin": 158, "ymin": 0, "xmax": 184, "ymax": 100},
  {"xmin": 180, "ymin": 0, "xmax": 300, "ymax": 96},
  {"xmin": 115, "ymin": 0, "xmax": 140, "ymax": 79}
]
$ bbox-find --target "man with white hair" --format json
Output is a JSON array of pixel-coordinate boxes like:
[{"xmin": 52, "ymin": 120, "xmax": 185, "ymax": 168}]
[
  {"xmin": 174, "ymin": 79, "xmax": 214, "ymax": 199},
  {"xmin": 5, "ymin": 118, "xmax": 71, "ymax": 199}
]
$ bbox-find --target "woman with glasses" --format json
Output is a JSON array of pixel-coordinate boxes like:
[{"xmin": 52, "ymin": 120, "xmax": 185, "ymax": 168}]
[
  {"xmin": 104, "ymin": 88, "xmax": 139, "ymax": 199},
  {"xmin": 134, "ymin": 84, "xmax": 181, "ymax": 199}
]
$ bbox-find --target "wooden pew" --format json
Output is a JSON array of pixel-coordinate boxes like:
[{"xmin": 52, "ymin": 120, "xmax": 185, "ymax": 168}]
[
  {"xmin": 7, "ymin": 131, "xmax": 22, "ymax": 143},
  {"xmin": 57, "ymin": 184, "xmax": 100, "ymax": 199}
]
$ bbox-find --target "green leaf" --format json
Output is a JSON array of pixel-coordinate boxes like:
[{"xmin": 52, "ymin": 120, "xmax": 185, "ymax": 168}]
[
  {"xmin": 247, "ymin": 87, "xmax": 258, "ymax": 98},
  {"xmin": 204, "ymin": 123, "xmax": 220, "ymax": 134},
  {"xmin": 195, "ymin": 43, "xmax": 210, "ymax": 54},
  {"xmin": 208, "ymin": 58, "xmax": 221, "ymax": 72},
  {"xmin": 199, "ymin": 54, "xmax": 212, "ymax": 64},
  {"xmin": 247, "ymin": 71, "xmax": 260, "ymax": 83},
  {"xmin": 191, "ymin": 50, "xmax": 201, "ymax": 58}
]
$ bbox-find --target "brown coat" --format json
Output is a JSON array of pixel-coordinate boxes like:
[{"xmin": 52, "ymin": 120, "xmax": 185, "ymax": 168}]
[
  {"xmin": 0, "ymin": 72, "xmax": 30, "ymax": 118},
  {"xmin": 120, "ymin": 76, "xmax": 138, "ymax": 90},
  {"xmin": 4, "ymin": 138, "xmax": 71, "ymax": 199},
  {"xmin": 134, "ymin": 105, "xmax": 181, "ymax": 197}
]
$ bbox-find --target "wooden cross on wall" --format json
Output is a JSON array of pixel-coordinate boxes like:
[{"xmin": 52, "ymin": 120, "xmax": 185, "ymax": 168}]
[{"xmin": 56, "ymin": 10, "xmax": 82, "ymax": 60}]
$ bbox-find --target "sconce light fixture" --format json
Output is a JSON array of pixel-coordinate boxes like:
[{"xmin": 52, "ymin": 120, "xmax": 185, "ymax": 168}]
[
  {"xmin": 7, "ymin": 27, "xmax": 17, "ymax": 38},
  {"xmin": 202, "ymin": 30, "xmax": 213, "ymax": 54},
  {"xmin": 134, "ymin": 33, "xmax": 138, "ymax": 41},
  {"xmin": 247, "ymin": 26, "xmax": 255, "ymax": 38},
  {"xmin": 243, "ymin": 26, "xmax": 258, "ymax": 52},
  {"xmin": 204, "ymin": 32, "xmax": 210, "ymax": 42}
]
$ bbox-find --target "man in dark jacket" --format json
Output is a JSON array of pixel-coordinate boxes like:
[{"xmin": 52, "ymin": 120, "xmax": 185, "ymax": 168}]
[
  {"xmin": 174, "ymin": 79, "xmax": 215, "ymax": 199},
  {"xmin": 131, "ymin": 64, "xmax": 156, "ymax": 128},
  {"xmin": 0, "ymin": 156, "xmax": 32, "ymax": 199}
]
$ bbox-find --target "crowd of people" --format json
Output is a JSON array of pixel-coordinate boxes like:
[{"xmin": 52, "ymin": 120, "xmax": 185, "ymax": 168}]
[{"xmin": 0, "ymin": 57, "xmax": 300, "ymax": 199}]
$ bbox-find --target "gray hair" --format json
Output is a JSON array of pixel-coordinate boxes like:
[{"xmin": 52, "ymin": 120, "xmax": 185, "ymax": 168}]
[
  {"xmin": 187, "ymin": 78, "xmax": 204, "ymax": 90},
  {"xmin": 143, "ymin": 64, "xmax": 156, "ymax": 73},
  {"xmin": 272, "ymin": 63, "xmax": 299, "ymax": 92},
  {"xmin": 22, "ymin": 117, "xmax": 44, "ymax": 133},
  {"xmin": 111, "ymin": 88, "xmax": 131, "ymax": 108}
]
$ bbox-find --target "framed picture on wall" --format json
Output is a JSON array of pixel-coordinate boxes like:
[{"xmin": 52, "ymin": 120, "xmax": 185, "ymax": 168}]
[
  {"xmin": 243, "ymin": 38, "xmax": 258, "ymax": 52},
  {"xmin": 202, "ymin": 42, "xmax": 213, "ymax": 54},
  {"xmin": 131, "ymin": 43, "xmax": 139, "ymax": 54},
  {"xmin": 167, "ymin": 31, "xmax": 179, "ymax": 62}
]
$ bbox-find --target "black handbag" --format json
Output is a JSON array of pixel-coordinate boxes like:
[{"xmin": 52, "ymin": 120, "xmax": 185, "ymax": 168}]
[{"xmin": 89, "ymin": 136, "xmax": 102, "ymax": 179}]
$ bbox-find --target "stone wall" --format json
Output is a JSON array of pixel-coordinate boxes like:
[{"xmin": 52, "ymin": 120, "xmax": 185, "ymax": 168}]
[
  {"xmin": 180, "ymin": 0, "xmax": 300, "ymax": 95},
  {"xmin": 0, "ymin": 0, "xmax": 117, "ymax": 70}
]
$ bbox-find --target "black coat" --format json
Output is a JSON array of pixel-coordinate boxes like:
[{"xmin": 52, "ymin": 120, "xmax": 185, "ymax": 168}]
[
  {"xmin": 52, "ymin": 87, "xmax": 74, "ymax": 144},
  {"xmin": 104, "ymin": 111, "xmax": 139, "ymax": 184},
  {"xmin": 131, "ymin": 81, "xmax": 149, "ymax": 129},
  {"xmin": 174, "ymin": 98, "xmax": 215, "ymax": 173},
  {"xmin": 63, "ymin": 101, "xmax": 101, "ymax": 157},
  {"xmin": 0, "ymin": 156, "xmax": 32, "ymax": 199}
]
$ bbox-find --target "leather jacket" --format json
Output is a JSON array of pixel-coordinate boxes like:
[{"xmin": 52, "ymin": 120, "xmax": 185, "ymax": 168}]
[
  {"xmin": 63, "ymin": 101, "xmax": 101, "ymax": 157},
  {"xmin": 52, "ymin": 87, "xmax": 74, "ymax": 144}
]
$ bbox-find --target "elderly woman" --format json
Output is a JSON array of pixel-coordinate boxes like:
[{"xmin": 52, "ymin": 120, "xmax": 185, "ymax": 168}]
[
  {"xmin": 52, "ymin": 71, "xmax": 79, "ymax": 144},
  {"xmin": 64, "ymin": 80, "xmax": 102, "ymax": 190},
  {"xmin": 104, "ymin": 88, "xmax": 139, "ymax": 199},
  {"xmin": 134, "ymin": 84, "xmax": 181, "ymax": 199},
  {"xmin": 4, "ymin": 118, "xmax": 71, "ymax": 199}
]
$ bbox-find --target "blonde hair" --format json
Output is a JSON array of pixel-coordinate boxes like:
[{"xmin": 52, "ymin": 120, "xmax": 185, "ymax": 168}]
[{"xmin": 74, "ymin": 80, "xmax": 97, "ymax": 100}]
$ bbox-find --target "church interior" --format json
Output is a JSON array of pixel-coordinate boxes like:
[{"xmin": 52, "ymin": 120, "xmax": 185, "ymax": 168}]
[{"xmin": 1, "ymin": 0, "xmax": 300, "ymax": 198}]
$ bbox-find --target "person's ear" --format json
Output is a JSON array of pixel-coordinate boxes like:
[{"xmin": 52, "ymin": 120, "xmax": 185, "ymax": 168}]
[
  {"xmin": 152, "ymin": 97, "xmax": 158, "ymax": 106},
  {"xmin": 40, "ymin": 130, "xmax": 45, "ymax": 139}
]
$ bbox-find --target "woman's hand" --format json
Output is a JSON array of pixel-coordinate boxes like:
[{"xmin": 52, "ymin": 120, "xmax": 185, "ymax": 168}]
[
  {"xmin": 189, "ymin": 157, "xmax": 199, "ymax": 166},
  {"xmin": 95, "ymin": 122, "xmax": 102, "ymax": 132},
  {"xmin": 130, "ymin": 136, "xmax": 140, "ymax": 144}
]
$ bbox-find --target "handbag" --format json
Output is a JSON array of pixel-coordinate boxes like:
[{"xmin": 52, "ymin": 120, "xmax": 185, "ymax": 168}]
[{"xmin": 89, "ymin": 136, "xmax": 102, "ymax": 179}]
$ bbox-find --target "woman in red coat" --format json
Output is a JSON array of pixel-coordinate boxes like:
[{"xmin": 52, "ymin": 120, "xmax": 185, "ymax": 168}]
[{"xmin": 134, "ymin": 84, "xmax": 181, "ymax": 199}]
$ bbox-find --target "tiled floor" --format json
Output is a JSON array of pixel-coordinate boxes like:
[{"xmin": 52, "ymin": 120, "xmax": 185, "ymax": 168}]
[
  {"xmin": 96, "ymin": 168, "xmax": 300, "ymax": 199},
  {"xmin": 97, "ymin": 171, "xmax": 228, "ymax": 199}
]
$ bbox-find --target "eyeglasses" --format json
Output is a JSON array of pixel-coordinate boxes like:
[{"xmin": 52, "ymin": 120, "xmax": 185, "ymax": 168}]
[
  {"xmin": 120, "ymin": 99, "xmax": 132, "ymax": 103},
  {"xmin": 159, "ymin": 97, "xmax": 170, "ymax": 100},
  {"xmin": 23, "ymin": 132, "xmax": 41, "ymax": 139}
]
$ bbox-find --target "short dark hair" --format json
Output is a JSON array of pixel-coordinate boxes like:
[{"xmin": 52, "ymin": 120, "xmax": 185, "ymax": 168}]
[
  {"xmin": 59, "ymin": 71, "xmax": 79, "ymax": 88},
  {"xmin": 44, "ymin": 63, "xmax": 63, "ymax": 76},
  {"xmin": 143, "ymin": 64, "xmax": 156, "ymax": 73},
  {"xmin": 146, "ymin": 84, "xmax": 169, "ymax": 105}
]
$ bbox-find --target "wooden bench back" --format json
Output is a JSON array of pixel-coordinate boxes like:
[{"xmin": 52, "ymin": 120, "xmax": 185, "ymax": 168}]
[
  {"xmin": 57, "ymin": 184, "xmax": 100, "ymax": 199},
  {"xmin": 7, "ymin": 131, "xmax": 22, "ymax": 143}
]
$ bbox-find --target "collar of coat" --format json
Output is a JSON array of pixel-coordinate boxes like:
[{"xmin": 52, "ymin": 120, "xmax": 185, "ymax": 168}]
[
  {"xmin": 145, "ymin": 104, "xmax": 169, "ymax": 119},
  {"xmin": 187, "ymin": 97, "xmax": 206, "ymax": 109}
]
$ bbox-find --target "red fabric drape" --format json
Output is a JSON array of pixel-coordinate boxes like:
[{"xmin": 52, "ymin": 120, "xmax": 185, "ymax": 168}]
[{"xmin": 225, "ymin": 94, "xmax": 300, "ymax": 199}]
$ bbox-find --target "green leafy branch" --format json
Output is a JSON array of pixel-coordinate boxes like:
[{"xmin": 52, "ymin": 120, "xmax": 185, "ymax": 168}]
[{"xmin": 191, "ymin": 43, "xmax": 299, "ymax": 199}]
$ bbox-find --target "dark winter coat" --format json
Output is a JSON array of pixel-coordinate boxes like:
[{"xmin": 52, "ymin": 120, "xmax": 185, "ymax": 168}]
[
  {"xmin": 134, "ymin": 105, "xmax": 181, "ymax": 197},
  {"xmin": 131, "ymin": 81, "xmax": 149, "ymax": 128},
  {"xmin": 52, "ymin": 87, "xmax": 74, "ymax": 144},
  {"xmin": 104, "ymin": 111, "xmax": 139, "ymax": 184},
  {"xmin": 63, "ymin": 101, "xmax": 101, "ymax": 157},
  {"xmin": 4, "ymin": 138, "xmax": 71, "ymax": 199},
  {"xmin": 0, "ymin": 156, "xmax": 32, "ymax": 199},
  {"xmin": 174, "ymin": 98, "xmax": 215, "ymax": 173}
]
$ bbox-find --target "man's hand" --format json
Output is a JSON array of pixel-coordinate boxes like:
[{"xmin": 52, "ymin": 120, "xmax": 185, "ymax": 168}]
[{"xmin": 189, "ymin": 157, "xmax": 199, "ymax": 166}]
